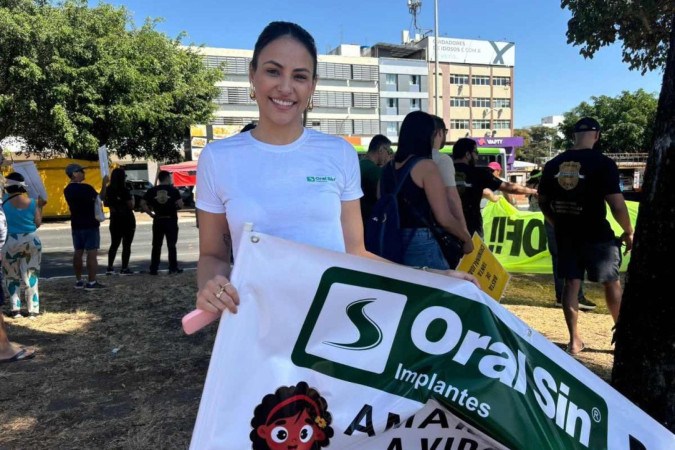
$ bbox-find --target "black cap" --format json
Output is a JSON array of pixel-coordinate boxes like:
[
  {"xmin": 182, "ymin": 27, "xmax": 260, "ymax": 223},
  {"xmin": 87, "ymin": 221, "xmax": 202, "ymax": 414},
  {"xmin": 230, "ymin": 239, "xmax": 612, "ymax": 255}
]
[{"xmin": 573, "ymin": 117, "xmax": 601, "ymax": 133}]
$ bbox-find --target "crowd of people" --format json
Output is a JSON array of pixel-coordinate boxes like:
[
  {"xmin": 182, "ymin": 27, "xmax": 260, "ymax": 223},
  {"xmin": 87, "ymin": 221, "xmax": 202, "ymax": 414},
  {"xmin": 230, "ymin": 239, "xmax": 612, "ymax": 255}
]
[{"xmin": 0, "ymin": 20, "xmax": 633, "ymax": 365}]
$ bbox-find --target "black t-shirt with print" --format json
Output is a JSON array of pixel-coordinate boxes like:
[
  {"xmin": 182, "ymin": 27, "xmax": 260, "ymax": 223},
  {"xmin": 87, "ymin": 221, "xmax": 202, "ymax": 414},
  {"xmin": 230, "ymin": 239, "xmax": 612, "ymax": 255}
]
[
  {"xmin": 454, "ymin": 162, "xmax": 503, "ymax": 237},
  {"xmin": 143, "ymin": 185, "xmax": 181, "ymax": 219},
  {"xmin": 538, "ymin": 148, "xmax": 621, "ymax": 243}
]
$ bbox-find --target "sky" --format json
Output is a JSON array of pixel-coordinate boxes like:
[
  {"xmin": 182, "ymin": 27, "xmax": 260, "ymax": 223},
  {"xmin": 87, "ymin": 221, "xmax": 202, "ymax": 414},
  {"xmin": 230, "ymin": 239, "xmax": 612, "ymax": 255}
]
[{"xmin": 99, "ymin": 0, "xmax": 664, "ymax": 128}]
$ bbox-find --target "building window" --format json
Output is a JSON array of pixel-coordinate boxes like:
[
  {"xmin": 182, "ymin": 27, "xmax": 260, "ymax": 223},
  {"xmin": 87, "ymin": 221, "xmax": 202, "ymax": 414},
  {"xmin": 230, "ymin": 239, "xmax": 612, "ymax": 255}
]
[
  {"xmin": 450, "ymin": 97, "xmax": 469, "ymax": 107},
  {"xmin": 472, "ymin": 120, "xmax": 491, "ymax": 130},
  {"xmin": 386, "ymin": 74, "xmax": 397, "ymax": 85},
  {"xmin": 450, "ymin": 119, "xmax": 470, "ymax": 129},
  {"xmin": 493, "ymin": 98, "xmax": 511, "ymax": 108},
  {"xmin": 494, "ymin": 120, "xmax": 511, "ymax": 129},
  {"xmin": 450, "ymin": 74, "xmax": 469, "ymax": 85},
  {"xmin": 471, "ymin": 75, "xmax": 490, "ymax": 86},
  {"xmin": 493, "ymin": 76, "xmax": 511, "ymax": 86},
  {"xmin": 410, "ymin": 75, "xmax": 420, "ymax": 86},
  {"xmin": 386, "ymin": 98, "xmax": 398, "ymax": 108},
  {"xmin": 471, "ymin": 98, "xmax": 491, "ymax": 108},
  {"xmin": 386, "ymin": 122, "xmax": 398, "ymax": 135}
]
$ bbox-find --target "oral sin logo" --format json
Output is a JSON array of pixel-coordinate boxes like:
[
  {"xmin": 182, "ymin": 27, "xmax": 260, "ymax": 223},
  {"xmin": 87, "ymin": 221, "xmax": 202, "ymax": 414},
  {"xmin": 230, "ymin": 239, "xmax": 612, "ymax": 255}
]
[{"xmin": 303, "ymin": 283, "xmax": 407, "ymax": 374}]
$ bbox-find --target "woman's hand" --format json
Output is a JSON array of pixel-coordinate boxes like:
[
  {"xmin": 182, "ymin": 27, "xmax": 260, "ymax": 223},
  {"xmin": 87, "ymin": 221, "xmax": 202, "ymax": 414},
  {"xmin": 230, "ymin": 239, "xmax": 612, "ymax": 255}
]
[
  {"xmin": 442, "ymin": 270, "xmax": 480, "ymax": 288},
  {"xmin": 461, "ymin": 239, "xmax": 474, "ymax": 254},
  {"xmin": 196, "ymin": 275, "xmax": 240, "ymax": 315}
]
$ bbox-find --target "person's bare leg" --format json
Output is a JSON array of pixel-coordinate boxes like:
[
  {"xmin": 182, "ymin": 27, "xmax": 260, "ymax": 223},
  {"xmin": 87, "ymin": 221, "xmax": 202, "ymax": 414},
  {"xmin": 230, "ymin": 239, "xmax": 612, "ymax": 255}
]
[
  {"xmin": 86, "ymin": 250, "xmax": 98, "ymax": 282},
  {"xmin": 73, "ymin": 249, "xmax": 84, "ymax": 280},
  {"xmin": 603, "ymin": 280, "xmax": 622, "ymax": 323},
  {"xmin": 563, "ymin": 278, "xmax": 584, "ymax": 354},
  {"xmin": 0, "ymin": 314, "xmax": 32, "ymax": 361}
]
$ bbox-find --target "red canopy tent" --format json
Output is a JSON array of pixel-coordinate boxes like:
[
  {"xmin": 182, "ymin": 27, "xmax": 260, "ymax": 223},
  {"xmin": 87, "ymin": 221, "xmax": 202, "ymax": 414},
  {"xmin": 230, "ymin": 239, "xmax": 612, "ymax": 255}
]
[{"xmin": 160, "ymin": 161, "xmax": 197, "ymax": 187}]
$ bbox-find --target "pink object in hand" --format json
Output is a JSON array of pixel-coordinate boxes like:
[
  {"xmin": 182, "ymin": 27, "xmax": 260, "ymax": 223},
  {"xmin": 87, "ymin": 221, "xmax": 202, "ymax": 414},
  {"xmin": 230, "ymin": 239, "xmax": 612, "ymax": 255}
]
[{"xmin": 182, "ymin": 309, "xmax": 220, "ymax": 335}]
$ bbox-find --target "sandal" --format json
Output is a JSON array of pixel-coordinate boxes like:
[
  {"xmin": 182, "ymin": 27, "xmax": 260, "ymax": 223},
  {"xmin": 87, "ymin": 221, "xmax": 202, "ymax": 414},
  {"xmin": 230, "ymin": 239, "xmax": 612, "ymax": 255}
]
[{"xmin": 0, "ymin": 347, "xmax": 36, "ymax": 363}]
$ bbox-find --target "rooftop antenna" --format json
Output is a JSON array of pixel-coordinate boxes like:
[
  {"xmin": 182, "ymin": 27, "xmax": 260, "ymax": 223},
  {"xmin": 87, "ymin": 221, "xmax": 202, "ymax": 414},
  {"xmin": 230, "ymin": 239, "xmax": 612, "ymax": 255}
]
[{"xmin": 407, "ymin": 0, "xmax": 431, "ymax": 40}]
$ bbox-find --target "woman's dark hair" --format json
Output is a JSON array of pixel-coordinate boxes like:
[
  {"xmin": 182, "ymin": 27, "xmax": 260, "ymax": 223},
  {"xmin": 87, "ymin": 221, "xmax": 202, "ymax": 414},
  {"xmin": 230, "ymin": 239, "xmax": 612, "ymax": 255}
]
[
  {"xmin": 394, "ymin": 111, "xmax": 435, "ymax": 163},
  {"xmin": 5, "ymin": 172, "xmax": 27, "ymax": 194},
  {"xmin": 108, "ymin": 168, "xmax": 126, "ymax": 191},
  {"xmin": 250, "ymin": 21, "xmax": 318, "ymax": 79}
]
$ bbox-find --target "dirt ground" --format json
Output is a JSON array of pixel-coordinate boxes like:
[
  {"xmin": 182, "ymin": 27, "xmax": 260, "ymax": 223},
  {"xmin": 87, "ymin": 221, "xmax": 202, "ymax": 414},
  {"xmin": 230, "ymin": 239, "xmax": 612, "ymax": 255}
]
[{"xmin": 0, "ymin": 273, "xmax": 615, "ymax": 449}]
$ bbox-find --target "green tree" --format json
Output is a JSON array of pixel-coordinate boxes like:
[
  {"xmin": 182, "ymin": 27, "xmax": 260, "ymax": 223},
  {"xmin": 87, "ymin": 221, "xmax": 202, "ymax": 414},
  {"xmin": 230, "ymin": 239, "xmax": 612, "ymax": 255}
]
[
  {"xmin": 562, "ymin": 0, "xmax": 675, "ymax": 431},
  {"xmin": 516, "ymin": 125, "xmax": 559, "ymax": 163},
  {"xmin": 0, "ymin": 0, "xmax": 221, "ymax": 160},
  {"xmin": 557, "ymin": 90, "xmax": 658, "ymax": 152}
]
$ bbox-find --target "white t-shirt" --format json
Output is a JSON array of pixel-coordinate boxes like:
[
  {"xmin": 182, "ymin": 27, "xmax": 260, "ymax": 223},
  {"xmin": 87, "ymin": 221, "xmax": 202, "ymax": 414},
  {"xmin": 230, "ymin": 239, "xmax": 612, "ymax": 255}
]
[
  {"xmin": 196, "ymin": 128, "xmax": 362, "ymax": 255},
  {"xmin": 432, "ymin": 149, "xmax": 457, "ymax": 187}
]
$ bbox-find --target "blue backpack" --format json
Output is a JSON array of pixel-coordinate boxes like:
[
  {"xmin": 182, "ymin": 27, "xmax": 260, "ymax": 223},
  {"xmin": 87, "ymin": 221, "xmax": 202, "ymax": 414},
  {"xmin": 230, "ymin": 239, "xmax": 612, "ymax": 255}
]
[{"xmin": 364, "ymin": 158, "xmax": 419, "ymax": 263}]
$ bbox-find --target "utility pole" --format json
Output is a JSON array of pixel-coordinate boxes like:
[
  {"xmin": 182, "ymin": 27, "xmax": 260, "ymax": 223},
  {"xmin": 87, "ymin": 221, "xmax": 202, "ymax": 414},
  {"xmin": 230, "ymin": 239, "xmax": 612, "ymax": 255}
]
[{"xmin": 434, "ymin": 0, "xmax": 439, "ymax": 115}]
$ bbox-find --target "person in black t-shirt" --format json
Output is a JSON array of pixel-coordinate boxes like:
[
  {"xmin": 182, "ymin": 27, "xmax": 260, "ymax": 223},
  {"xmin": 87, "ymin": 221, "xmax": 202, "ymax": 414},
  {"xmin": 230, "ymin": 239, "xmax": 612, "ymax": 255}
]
[
  {"xmin": 63, "ymin": 163, "xmax": 108, "ymax": 290},
  {"xmin": 452, "ymin": 138, "xmax": 537, "ymax": 238},
  {"xmin": 538, "ymin": 117, "xmax": 634, "ymax": 355},
  {"xmin": 104, "ymin": 168, "xmax": 136, "ymax": 275},
  {"xmin": 142, "ymin": 170, "xmax": 183, "ymax": 275}
]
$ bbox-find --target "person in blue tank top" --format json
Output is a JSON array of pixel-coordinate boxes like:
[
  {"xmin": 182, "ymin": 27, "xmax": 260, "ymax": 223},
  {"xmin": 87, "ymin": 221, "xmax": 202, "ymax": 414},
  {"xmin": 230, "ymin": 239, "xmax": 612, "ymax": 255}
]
[{"xmin": 2, "ymin": 172, "xmax": 46, "ymax": 318}]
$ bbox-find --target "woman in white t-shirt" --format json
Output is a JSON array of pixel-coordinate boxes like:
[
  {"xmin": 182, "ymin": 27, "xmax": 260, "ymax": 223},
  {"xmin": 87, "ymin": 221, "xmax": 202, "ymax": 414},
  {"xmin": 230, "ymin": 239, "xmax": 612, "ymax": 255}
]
[{"xmin": 195, "ymin": 21, "xmax": 477, "ymax": 315}]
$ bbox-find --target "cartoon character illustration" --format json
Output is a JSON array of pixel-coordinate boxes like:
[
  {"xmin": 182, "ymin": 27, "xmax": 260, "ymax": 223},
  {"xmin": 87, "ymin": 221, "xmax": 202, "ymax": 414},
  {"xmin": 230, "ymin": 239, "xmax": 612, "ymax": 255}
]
[{"xmin": 250, "ymin": 381, "xmax": 334, "ymax": 450}]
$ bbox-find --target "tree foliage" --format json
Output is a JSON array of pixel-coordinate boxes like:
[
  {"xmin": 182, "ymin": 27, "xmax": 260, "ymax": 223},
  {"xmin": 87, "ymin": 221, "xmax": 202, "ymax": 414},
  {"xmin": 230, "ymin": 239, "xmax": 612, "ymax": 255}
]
[
  {"xmin": 0, "ymin": 0, "xmax": 221, "ymax": 160},
  {"xmin": 562, "ymin": 0, "xmax": 675, "ymax": 73},
  {"xmin": 514, "ymin": 126, "xmax": 559, "ymax": 163},
  {"xmin": 558, "ymin": 89, "xmax": 658, "ymax": 152}
]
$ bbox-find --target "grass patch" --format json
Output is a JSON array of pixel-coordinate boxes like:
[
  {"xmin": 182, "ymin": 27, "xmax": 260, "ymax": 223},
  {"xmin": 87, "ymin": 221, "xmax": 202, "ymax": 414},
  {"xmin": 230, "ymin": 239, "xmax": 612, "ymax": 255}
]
[{"xmin": 0, "ymin": 272, "xmax": 616, "ymax": 448}]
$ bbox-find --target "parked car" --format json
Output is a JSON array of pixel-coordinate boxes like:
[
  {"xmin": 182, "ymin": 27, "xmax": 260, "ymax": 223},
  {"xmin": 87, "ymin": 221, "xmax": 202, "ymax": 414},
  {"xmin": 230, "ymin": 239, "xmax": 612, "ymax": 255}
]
[
  {"xmin": 178, "ymin": 186, "xmax": 195, "ymax": 207},
  {"xmin": 126, "ymin": 180, "xmax": 154, "ymax": 211}
]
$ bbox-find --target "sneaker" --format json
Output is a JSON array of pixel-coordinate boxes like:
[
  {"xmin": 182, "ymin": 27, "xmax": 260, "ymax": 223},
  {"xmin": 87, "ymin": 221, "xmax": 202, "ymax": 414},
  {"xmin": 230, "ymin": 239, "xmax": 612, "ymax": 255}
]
[
  {"xmin": 168, "ymin": 268, "xmax": 183, "ymax": 275},
  {"xmin": 105, "ymin": 268, "xmax": 116, "ymax": 275},
  {"xmin": 5, "ymin": 310, "xmax": 21, "ymax": 319},
  {"xmin": 119, "ymin": 268, "xmax": 133, "ymax": 275},
  {"xmin": 84, "ymin": 281, "xmax": 106, "ymax": 291},
  {"xmin": 579, "ymin": 297, "xmax": 597, "ymax": 311},
  {"xmin": 555, "ymin": 298, "xmax": 562, "ymax": 308},
  {"xmin": 74, "ymin": 280, "xmax": 85, "ymax": 289}
]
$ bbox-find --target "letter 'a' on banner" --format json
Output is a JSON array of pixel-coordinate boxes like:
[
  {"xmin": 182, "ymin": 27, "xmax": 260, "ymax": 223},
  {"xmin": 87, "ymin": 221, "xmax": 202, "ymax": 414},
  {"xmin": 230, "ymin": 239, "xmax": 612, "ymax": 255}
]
[
  {"xmin": 456, "ymin": 232, "xmax": 510, "ymax": 302},
  {"xmin": 189, "ymin": 228, "xmax": 675, "ymax": 449}
]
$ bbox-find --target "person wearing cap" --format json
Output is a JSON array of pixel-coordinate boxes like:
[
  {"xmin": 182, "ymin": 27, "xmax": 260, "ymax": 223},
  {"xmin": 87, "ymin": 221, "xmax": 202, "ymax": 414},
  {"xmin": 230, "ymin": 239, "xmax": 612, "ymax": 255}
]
[
  {"xmin": 63, "ymin": 163, "xmax": 109, "ymax": 290},
  {"xmin": 482, "ymin": 161, "xmax": 515, "ymax": 205},
  {"xmin": 538, "ymin": 117, "xmax": 634, "ymax": 355},
  {"xmin": 452, "ymin": 138, "xmax": 538, "ymax": 238}
]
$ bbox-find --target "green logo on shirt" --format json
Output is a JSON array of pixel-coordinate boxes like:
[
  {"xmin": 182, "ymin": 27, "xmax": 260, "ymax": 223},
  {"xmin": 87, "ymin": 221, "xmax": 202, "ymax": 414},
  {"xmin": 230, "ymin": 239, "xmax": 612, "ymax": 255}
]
[{"xmin": 307, "ymin": 176, "xmax": 336, "ymax": 183}]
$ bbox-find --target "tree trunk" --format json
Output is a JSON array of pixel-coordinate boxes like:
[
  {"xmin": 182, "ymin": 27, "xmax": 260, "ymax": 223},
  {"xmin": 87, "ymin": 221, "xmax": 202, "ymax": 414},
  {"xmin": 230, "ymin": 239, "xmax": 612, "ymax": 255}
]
[{"xmin": 612, "ymin": 15, "xmax": 675, "ymax": 432}]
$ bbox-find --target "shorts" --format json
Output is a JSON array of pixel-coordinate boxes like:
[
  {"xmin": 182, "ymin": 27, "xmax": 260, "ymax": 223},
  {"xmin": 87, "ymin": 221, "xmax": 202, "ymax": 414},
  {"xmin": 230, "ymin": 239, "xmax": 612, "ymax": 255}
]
[
  {"xmin": 400, "ymin": 228, "xmax": 450, "ymax": 271},
  {"xmin": 72, "ymin": 228, "xmax": 100, "ymax": 251},
  {"xmin": 557, "ymin": 238, "xmax": 622, "ymax": 283}
]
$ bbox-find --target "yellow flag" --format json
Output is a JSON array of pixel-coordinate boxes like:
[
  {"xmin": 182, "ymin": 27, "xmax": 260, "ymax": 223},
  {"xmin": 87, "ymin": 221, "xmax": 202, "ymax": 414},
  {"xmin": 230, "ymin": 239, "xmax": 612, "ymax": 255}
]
[{"xmin": 456, "ymin": 232, "xmax": 511, "ymax": 302}]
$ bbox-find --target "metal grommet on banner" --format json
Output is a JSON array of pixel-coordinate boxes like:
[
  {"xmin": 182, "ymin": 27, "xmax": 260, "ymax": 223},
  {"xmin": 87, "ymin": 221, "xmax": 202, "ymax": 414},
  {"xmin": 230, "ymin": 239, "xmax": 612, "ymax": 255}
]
[{"xmin": 251, "ymin": 235, "xmax": 260, "ymax": 243}]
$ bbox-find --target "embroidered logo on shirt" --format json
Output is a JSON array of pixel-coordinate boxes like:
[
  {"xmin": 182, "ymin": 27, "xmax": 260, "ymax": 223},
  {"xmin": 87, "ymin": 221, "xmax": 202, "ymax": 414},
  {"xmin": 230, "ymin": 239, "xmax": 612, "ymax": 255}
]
[
  {"xmin": 555, "ymin": 161, "xmax": 585, "ymax": 190},
  {"xmin": 307, "ymin": 176, "xmax": 336, "ymax": 183}
]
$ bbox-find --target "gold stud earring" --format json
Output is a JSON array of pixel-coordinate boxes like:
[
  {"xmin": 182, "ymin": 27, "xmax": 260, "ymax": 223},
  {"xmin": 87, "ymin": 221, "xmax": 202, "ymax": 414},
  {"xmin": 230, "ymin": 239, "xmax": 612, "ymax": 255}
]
[{"xmin": 249, "ymin": 86, "xmax": 256, "ymax": 100}]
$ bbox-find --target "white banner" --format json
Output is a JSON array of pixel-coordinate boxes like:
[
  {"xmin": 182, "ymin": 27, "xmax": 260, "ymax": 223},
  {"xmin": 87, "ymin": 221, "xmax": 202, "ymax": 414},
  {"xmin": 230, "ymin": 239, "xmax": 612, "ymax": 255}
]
[
  {"xmin": 424, "ymin": 37, "xmax": 515, "ymax": 66},
  {"xmin": 98, "ymin": 145, "xmax": 109, "ymax": 177},
  {"xmin": 190, "ymin": 229, "xmax": 674, "ymax": 449},
  {"xmin": 12, "ymin": 161, "xmax": 47, "ymax": 200}
]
